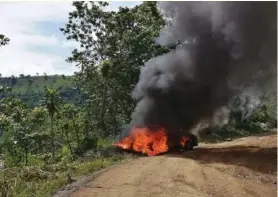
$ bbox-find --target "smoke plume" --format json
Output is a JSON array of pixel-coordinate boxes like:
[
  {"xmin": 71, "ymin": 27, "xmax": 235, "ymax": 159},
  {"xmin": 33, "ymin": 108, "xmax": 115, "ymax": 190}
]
[{"xmin": 129, "ymin": 2, "xmax": 277, "ymax": 138}]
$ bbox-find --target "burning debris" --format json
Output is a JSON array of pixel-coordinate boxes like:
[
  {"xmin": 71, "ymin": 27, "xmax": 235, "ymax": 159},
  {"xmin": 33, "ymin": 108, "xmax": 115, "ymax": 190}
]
[
  {"xmin": 114, "ymin": 127, "xmax": 168, "ymax": 156},
  {"xmin": 114, "ymin": 127, "xmax": 196, "ymax": 156},
  {"xmin": 114, "ymin": 126, "xmax": 198, "ymax": 156},
  {"xmin": 115, "ymin": 2, "xmax": 277, "ymax": 156}
]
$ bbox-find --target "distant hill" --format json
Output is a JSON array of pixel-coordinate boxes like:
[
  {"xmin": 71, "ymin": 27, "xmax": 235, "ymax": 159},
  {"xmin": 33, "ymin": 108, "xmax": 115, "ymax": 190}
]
[{"xmin": 0, "ymin": 75, "xmax": 82, "ymax": 107}]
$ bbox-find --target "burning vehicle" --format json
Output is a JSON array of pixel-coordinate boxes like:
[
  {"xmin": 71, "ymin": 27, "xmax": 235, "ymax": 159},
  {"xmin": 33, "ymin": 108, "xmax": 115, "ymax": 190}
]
[
  {"xmin": 114, "ymin": 127, "xmax": 198, "ymax": 156},
  {"xmin": 114, "ymin": 2, "xmax": 276, "ymax": 157},
  {"xmin": 177, "ymin": 133, "xmax": 198, "ymax": 151}
]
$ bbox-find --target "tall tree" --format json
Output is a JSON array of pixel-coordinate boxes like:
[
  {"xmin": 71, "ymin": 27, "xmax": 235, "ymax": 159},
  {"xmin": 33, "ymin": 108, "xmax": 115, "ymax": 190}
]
[
  {"xmin": 61, "ymin": 1, "xmax": 168, "ymax": 138},
  {"xmin": 40, "ymin": 88, "xmax": 61, "ymax": 160},
  {"xmin": 61, "ymin": 103, "xmax": 81, "ymax": 151}
]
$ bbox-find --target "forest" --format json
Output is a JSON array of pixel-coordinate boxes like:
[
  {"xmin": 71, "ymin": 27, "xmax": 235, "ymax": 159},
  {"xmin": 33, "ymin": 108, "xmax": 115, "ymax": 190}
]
[{"xmin": 0, "ymin": 2, "xmax": 276, "ymax": 197}]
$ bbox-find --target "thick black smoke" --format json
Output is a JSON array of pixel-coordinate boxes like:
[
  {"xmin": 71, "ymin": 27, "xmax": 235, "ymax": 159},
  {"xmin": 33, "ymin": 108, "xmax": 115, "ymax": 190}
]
[{"xmin": 129, "ymin": 2, "xmax": 277, "ymax": 139}]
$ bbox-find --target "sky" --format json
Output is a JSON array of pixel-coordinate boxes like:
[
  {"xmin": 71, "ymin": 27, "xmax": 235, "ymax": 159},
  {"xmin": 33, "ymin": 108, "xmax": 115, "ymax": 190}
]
[{"xmin": 0, "ymin": 1, "xmax": 140, "ymax": 77}]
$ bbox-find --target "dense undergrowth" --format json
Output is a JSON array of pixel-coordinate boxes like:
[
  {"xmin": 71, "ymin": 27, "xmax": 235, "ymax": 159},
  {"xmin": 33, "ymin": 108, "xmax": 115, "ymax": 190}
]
[
  {"xmin": 0, "ymin": 141, "xmax": 136, "ymax": 197},
  {"xmin": 0, "ymin": 1, "xmax": 276, "ymax": 197},
  {"xmin": 0, "ymin": 75, "xmax": 78, "ymax": 108}
]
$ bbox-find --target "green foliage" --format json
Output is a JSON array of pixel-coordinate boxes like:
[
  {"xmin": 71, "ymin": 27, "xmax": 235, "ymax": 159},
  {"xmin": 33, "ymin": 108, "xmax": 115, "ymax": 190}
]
[
  {"xmin": 40, "ymin": 87, "xmax": 62, "ymax": 161},
  {"xmin": 0, "ymin": 34, "xmax": 10, "ymax": 46},
  {"xmin": 0, "ymin": 153, "xmax": 134, "ymax": 197},
  {"xmin": 60, "ymin": 1, "xmax": 169, "ymax": 139},
  {"xmin": 40, "ymin": 87, "xmax": 61, "ymax": 117},
  {"xmin": 0, "ymin": 75, "xmax": 79, "ymax": 107},
  {"xmin": 0, "ymin": 3, "xmax": 277, "ymax": 197}
]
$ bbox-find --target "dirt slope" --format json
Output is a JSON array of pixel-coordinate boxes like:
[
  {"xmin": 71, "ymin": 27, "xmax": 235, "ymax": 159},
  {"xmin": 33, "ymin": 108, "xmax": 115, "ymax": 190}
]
[{"xmin": 55, "ymin": 132, "xmax": 277, "ymax": 197}]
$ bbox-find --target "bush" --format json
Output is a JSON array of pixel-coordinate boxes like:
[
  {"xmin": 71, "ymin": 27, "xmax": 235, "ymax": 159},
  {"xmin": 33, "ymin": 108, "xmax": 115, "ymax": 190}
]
[{"xmin": 0, "ymin": 151, "xmax": 135, "ymax": 197}]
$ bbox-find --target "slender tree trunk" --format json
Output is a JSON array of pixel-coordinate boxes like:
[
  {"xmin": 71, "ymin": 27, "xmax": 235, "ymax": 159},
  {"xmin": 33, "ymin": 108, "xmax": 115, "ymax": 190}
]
[
  {"xmin": 24, "ymin": 142, "xmax": 28, "ymax": 166},
  {"xmin": 39, "ymin": 139, "xmax": 42, "ymax": 155},
  {"xmin": 99, "ymin": 84, "xmax": 108, "ymax": 134},
  {"xmin": 51, "ymin": 116, "xmax": 55, "ymax": 161},
  {"xmin": 84, "ymin": 116, "xmax": 90, "ymax": 138},
  {"xmin": 64, "ymin": 129, "xmax": 73, "ymax": 156},
  {"xmin": 25, "ymin": 151, "xmax": 28, "ymax": 165},
  {"xmin": 72, "ymin": 118, "xmax": 81, "ymax": 147}
]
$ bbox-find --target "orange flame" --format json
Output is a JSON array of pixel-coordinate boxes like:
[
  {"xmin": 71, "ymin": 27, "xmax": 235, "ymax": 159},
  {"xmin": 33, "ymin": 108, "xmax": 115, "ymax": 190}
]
[
  {"xmin": 114, "ymin": 127, "xmax": 192, "ymax": 156},
  {"xmin": 180, "ymin": 136, "xmax": 190, "ymax": 148},
  {"xmin": 114, "ymin": 127, "xmax": 168, "ymax": 156}
]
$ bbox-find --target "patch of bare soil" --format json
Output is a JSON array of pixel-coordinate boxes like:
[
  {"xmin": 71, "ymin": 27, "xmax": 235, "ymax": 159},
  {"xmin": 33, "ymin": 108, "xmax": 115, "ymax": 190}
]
[{"xmin": 54, "ymin": 132, "xmax": 277, "ymax": 197}]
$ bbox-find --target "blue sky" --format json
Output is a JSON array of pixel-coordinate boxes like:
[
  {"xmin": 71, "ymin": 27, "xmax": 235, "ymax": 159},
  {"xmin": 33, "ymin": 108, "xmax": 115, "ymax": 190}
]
[{"xmin": 0, "ymin": 1, "xmax": 140, "ymax": 77}]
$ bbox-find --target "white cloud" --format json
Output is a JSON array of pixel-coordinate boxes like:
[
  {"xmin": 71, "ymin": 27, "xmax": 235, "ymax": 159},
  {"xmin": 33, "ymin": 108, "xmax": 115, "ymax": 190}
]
[
  {"xmin": 0, "ymin": 1, "xmax": 141, "ymax": 77},
  {"xmin": 0, "ymin": 2, "xmax": 76, "ymax": 77}
]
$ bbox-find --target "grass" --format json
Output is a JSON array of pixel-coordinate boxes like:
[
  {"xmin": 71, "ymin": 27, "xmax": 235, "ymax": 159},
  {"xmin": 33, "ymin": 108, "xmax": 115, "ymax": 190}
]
[
  {"xmin": 0, "ymin": 147, "xmax": 136, "ymax": 197},
  {"xmin": 0, "ymin": 75, "xmax": 75, "ymax": 94},
  {"xmin": 199, "ymin": 125, "xmax": 275, "ymax": 143},
  {"xmin": 1, "ymin": 123, "xmax": 275, "ymax": 197},
  {"xmin": 0, "ymin": 75, "xmax": 79, "ymax": 107}
]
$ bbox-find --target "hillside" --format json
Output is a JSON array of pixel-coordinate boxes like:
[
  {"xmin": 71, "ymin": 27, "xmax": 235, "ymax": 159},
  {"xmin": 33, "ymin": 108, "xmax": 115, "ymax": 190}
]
[{"xmin": 0, "ymin": 75, "xmax": 81, "ymax": 107}]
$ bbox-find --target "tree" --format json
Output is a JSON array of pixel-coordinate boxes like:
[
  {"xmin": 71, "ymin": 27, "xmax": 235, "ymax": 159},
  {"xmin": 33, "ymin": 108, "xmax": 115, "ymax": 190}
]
[
  {"xmin": 43, "ymin": 73, "xmax": 48, "ymax": 81},
  {"xmin": 10, "ymin": 75, "xmax": 17, "ymax": 86},
  {"xmin": 40, "ymin": 87, "xmax": 61, "ymax": 160},
  {"xmin": 0, "ymin": 34, "xmax": 10, "ymax": 46},
  {"xmin": 61, "ymin": 1, "xmax": 168, "ymax": 138},
  {"xmin": 28, "ymin": 107, "xmax": 48, "ymax": 154},
  {"xmin": 27, "ymin": 78, "xmax": 33, "ymax": 86},
  {"xmin": 58, "ymin": 103, "xmax": 82, "ymax": 156},
  {"xmin": 0, "ymin": 96, "xmax": 31, "ymax": 166}
]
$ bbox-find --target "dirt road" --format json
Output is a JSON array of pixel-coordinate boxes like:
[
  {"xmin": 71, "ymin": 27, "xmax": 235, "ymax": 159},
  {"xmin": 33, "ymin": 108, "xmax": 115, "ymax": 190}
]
[{"xmin": 55, "ymin": 132, "xmax": 277, "ymax": 197}]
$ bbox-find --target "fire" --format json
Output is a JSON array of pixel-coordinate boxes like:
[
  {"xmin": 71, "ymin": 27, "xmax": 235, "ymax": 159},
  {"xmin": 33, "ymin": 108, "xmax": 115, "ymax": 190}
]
[
  {"xmin": 114, "ymin": 127, "xmax": 168, "ymax": 156},
  {"xmin": 115, "ymin": 135, "xmax": 133, "ymax": 150},
  {"xmin": 180, "ymin": 136, "xmax": 190, "ymax": 148},
  {"xmin": 114, "ymin": 127, "xmax": 192, "ymax": 156}
]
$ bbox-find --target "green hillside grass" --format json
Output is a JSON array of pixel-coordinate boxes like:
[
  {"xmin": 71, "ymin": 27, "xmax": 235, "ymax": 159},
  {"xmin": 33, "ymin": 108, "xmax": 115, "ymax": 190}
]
[
  {"xmin": 0, "ymin": 75, "xmax": 80, "ymax": 107},
  {"xmin": 0, "ymin": 75, "xmax": 74, "ymax": 93}
]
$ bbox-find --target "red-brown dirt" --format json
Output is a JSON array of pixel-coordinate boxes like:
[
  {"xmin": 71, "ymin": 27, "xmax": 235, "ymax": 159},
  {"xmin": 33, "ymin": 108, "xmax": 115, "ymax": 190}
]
[{"xmin": 54, "ymin": 132, "xmax": 277, "ymax": 197}]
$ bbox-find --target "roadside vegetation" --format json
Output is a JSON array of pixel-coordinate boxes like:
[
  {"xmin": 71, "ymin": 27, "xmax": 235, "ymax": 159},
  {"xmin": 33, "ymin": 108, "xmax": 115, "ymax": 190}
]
[{"xmin": 0, "ymin": 2, "xmax": 276, "ymax": 197}]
